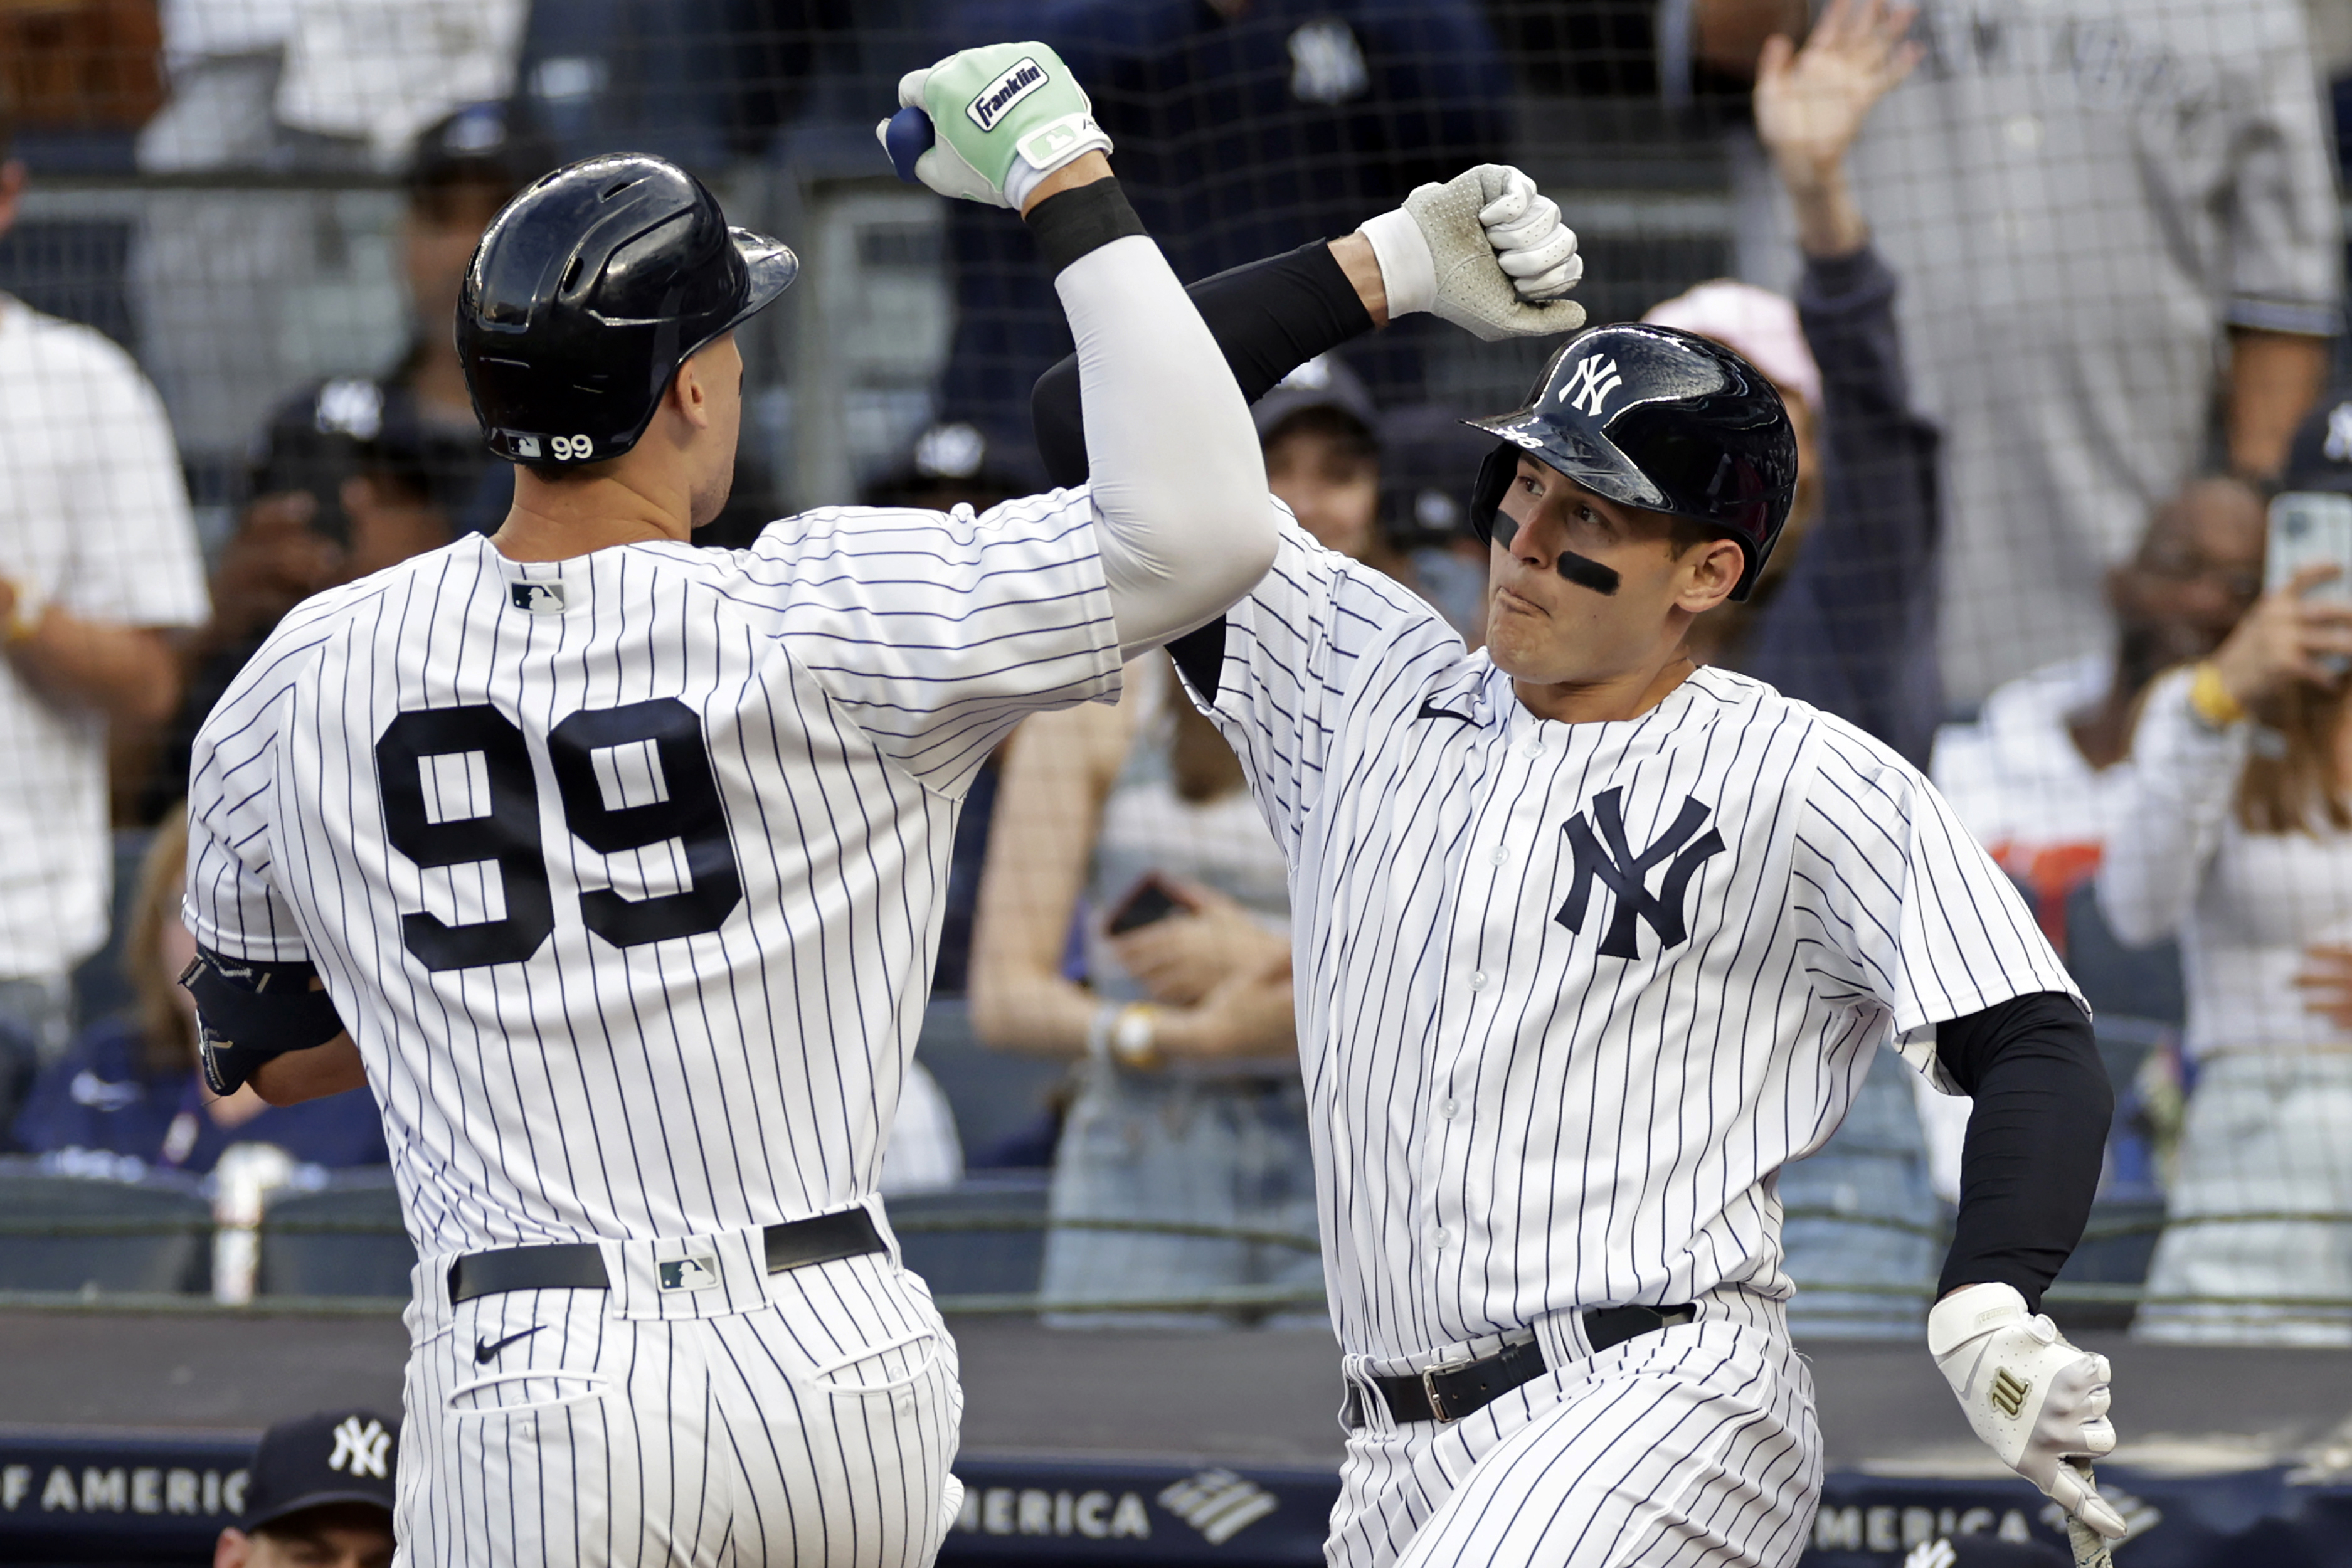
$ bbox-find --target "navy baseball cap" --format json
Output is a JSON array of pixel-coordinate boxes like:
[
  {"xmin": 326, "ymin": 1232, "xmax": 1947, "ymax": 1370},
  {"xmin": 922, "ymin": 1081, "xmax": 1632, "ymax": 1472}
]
[
  {"xmin": 241, "ymin": 1409, "xmax": 400, "ymax": 1533},
  {"xmin": 2283, "ymin": 395, "xmax": 2352, "ymax": 496},
  {"xmin": 1253, "ymin": 355, "xmax": 1379, "ymax": 444}
]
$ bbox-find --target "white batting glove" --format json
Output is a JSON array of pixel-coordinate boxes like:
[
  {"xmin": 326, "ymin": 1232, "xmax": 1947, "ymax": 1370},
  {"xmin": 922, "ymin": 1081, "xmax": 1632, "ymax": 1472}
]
[
  {"xmin": 876, "ymin": 41, "xmax": 1112, "ymax": 210},
  {"xmin": 1928, "ymin": 1283, "xmax": 2126, "ymax": 1542},
  {"xmin": 1356, "ymin": 164, "xmax": 1585, "ymax": 342}
]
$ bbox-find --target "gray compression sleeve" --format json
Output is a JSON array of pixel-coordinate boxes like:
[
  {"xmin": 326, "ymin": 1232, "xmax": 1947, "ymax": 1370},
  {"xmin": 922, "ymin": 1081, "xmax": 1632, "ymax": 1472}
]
[{"xmin": 1051, "ymin": 233, "xmax": 1278, "ymax": 657}]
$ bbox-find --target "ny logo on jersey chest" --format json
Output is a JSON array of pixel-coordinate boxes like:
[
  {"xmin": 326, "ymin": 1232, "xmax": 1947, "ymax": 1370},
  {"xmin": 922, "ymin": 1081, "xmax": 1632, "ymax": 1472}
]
[{"xmin": 1556, "ymin": 788, "xmax": 1725, "ymax": 959}]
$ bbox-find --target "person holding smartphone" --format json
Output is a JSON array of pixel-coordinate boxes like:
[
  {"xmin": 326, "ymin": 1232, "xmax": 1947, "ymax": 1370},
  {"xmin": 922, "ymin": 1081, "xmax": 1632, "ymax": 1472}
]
[
  {"xmin": 2097, "ymin": 408, "xmax": 2352, "ymax": 1346},
  {"xmin": 968, "ymin": 371, "xmax": 1428, "ymax": 1327}
]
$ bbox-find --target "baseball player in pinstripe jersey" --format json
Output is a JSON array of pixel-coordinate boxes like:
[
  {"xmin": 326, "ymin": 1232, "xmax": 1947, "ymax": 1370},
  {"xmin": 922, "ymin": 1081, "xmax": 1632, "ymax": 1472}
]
[
  {"xmin": 175, "ymin": 43, "xmax": 1278, "ymax": 1567},
  {"xmin": 1036, "ymin": 161, "xmax": 2132, "ymax": 1568}
]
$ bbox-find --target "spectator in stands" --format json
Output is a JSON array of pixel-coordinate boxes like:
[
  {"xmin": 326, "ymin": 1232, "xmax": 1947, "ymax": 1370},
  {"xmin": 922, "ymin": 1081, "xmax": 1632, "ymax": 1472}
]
[
  {"xmin": 1686, "ymin": 0, "xmax": 2340, "ymax": 706},
  {"xmin": 215, "ymin": 1408, "xmax": 398, "ymax": 1568},
  {"xmin": 1673, "ymin": 0, "xmax": 1945, "ymax": 1338},
  {"xmin": 932, "ymin": 0, "xmax": 1509, "ymax": 482},
  {"xmin": 0, "ymin": 107, "xmax": 209, "ymax": 1137},
  {"xmin": 2099, "ymin": 403, "xmax": 2352, "ymax": 1345},
  {"xmin": 135, "ymin": 104, "xmax": 541, "ymax": 820},
  {"xmin": 1936, "ymin": 477, "xmax": 2265, "ymax": 951},
  {"xmin": 13, "ymin": 813, "xmax": 387, "ymax": 1175},
  {"xmin": 969, "ymin": 363, "xmax": 1456, "ymax": 1324}
]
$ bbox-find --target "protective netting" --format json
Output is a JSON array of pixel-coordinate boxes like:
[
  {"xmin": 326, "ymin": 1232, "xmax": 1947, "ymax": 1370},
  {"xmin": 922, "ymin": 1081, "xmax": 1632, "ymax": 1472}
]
[{"xmin": 0, "ymin": 0, "xmax": 2345, "ymax": 1339}]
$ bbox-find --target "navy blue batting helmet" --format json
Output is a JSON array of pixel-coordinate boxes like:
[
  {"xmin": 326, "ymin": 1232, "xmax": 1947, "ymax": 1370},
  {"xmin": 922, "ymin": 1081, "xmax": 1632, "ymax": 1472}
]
[
  {"xmin": 1464, "ymin": 323, "xmax": 1798, "ymax": 601},
  {"xmin": 458, "ymin": 153, "xmax": 797, "ymax": 466}
]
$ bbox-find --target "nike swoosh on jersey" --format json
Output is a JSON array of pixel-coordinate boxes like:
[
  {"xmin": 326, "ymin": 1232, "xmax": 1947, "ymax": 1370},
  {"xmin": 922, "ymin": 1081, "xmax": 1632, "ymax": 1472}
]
[
  {"xmin": 1416, "ymin": 701, "xmax": 1478, "ymax": 727},
  {"xmin": 474, "ymin": 1325, "xmax": 548, "ymax": 1364}
]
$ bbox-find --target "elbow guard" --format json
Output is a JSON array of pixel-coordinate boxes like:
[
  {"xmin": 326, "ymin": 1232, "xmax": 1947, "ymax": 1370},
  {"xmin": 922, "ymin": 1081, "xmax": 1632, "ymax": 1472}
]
[{"xmin": 178, "ymin": 947, "xmax": 346, "ymax": 1096}]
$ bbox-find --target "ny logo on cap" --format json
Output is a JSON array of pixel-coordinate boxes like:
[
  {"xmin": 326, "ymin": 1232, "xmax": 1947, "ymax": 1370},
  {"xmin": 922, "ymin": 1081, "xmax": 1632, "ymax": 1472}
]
[
  {"xmin": 327, "ymin": 1416, "xmax": 391, "ymax": 1479},
  {"xmin": 1560, "ymin": 355, "xmax": 1623, "ymax": 419},
  {"xmin": 2325, "ymin": 400, "xmax": 2352, "ymax": 464},
  {"xmin": 1557, "ymin": 788, "xmax": 1725, "ymax": 959}
]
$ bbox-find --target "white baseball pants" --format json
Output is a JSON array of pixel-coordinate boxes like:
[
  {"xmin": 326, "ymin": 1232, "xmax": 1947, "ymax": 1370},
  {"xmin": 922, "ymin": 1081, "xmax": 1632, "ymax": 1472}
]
[
  {"xmin": 1328, "ymin": 1291, "xmax": 1821, "ymax": 1568},
  {"xmin": 394, "ymin": 1219, "xmax": 963, "ymax": 1567}
]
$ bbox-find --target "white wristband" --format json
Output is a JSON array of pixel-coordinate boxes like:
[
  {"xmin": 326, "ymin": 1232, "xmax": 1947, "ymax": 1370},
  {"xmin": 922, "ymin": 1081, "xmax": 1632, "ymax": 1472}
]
[
  {"xmin": 1085, "ymin": 1002, "xmax": 1121, "ymax": 1063},
  {"xmin": 1357, "ymin": 206, "xmax": 1436, "ymax": 320}
]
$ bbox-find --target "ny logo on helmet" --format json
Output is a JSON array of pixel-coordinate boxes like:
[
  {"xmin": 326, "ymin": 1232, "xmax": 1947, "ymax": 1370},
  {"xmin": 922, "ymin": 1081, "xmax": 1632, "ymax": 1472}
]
[
  {"xmin": 1560, "ymin": 355, "xmax": 1623, "ymax": 419},
  {"xmin": 1557, "ymin": 788, "xmax": 1724, "ymax": 959}
]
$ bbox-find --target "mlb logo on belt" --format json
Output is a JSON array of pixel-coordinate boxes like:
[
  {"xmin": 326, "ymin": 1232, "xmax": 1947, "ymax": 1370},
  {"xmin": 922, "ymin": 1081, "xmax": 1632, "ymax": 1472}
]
[{"xmin": 659, "ymin": 1253, "xmax": 719, "ymax": 1293}]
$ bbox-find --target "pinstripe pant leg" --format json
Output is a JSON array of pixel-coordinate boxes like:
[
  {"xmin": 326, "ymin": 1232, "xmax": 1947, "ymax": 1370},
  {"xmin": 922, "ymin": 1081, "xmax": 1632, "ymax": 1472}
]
[
  {"xmin": 1331, "ymin": 1325, "xmax": 1820, "ymax": 1568},
  {"xmin": 395, "ymin": 1288, "xmax": 728, "ymax": 1567},
  {"xmin": 706, "ymin": 1259, "xmax": 965, "ymax": 1567}
]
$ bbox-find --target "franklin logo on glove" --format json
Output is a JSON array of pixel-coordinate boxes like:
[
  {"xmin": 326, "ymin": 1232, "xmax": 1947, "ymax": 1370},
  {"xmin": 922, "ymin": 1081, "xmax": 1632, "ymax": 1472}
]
[{"xmin": 967, "ymin": 57, "xmax": 1047, "ymax": 131}]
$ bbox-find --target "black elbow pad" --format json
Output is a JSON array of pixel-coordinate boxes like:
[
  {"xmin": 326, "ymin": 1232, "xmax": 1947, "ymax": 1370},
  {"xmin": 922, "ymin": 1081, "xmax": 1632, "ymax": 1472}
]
[{"xmin": 178, "ymin": 947, "xmax": 346, "ymax": 1096}]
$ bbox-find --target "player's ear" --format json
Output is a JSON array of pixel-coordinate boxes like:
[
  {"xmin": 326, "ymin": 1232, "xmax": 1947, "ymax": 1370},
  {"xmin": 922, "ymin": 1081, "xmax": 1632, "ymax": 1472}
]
[
  {"xmin": 670, "ymin": 355, "xmax": 713, "ymax": 432},
  {"xmin": 1677, "ymin": 538, "xmax": 1744, "ymax": 613}
]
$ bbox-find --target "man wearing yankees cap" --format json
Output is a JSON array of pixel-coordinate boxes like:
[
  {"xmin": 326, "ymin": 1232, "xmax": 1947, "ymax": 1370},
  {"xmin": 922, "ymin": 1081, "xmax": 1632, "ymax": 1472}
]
[{"xmin": 215, "ymin": 1409, "xmax": 399, "ymax": 1568}]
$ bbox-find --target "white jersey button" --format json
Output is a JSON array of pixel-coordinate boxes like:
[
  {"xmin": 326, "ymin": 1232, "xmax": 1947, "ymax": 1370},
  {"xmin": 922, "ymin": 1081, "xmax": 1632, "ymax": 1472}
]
[
  {"xmin": 1438, "ymin": 1098, "xmax": 1459, "ymax": 1119},
  {"xmin": 1432, "ymin": 1227, "xmax": 1451, "ymax": 1248},
  {"xmin": 1490, "ymin": 845, "xmax": 1509, "ymax": 866},
  {"xmin": 1468, "ymin": 970, "xmax": 1490, "ymax": 991}
]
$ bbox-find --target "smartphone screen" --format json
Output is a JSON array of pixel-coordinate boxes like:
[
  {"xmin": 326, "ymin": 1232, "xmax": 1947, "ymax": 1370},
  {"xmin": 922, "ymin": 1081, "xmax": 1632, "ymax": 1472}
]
[
  {"xmin": 2267, "ymin": 492, "xmax": 2352, "ymax": 674},
  {"xmin": 1105, "ymin": 876, "xmax": 1185, "ymax": 935},
  {"xmin": 2265, "ymin": 492, "xmax": 2352, "ymax": 598}
]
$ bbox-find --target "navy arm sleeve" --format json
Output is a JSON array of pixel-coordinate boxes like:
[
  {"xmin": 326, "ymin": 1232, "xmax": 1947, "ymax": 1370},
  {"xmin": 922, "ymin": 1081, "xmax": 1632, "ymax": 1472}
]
[
  {"xmin": 1932, "ymin": 990, "xmax": 2113, "ymax": 1310},
  {"xmin": 1031, "ymin": 239, "xmax": 1374, "ymax": 696},
  {"xmin": 1736, "ymin": 244, "xmax": 1945, "ymax": 768}
]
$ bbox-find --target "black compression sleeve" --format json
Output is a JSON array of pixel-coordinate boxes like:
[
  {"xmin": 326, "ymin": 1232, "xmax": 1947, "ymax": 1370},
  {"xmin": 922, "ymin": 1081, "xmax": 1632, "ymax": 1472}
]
[
  {"xmin": 1932, "ymin": 991, "xmax": 2112, "ymax": 1310},
  {"xmin": 1032, "ymin": 238, "xmax": 1375, "ymax": 489},
  {"xmin": 1022, "ymin": 177, "xmax": 1148, "ymax": 276},
  {"xmin": 1032, "ymin": 240, "xmax": 1374, "ymax": 701}
]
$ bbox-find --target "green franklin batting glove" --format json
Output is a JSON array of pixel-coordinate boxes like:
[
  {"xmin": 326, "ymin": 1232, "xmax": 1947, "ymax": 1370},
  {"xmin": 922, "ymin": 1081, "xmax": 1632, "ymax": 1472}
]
[{"xmin": 878, "ymin": 42, "xmax": 1113, "ymax": 210}]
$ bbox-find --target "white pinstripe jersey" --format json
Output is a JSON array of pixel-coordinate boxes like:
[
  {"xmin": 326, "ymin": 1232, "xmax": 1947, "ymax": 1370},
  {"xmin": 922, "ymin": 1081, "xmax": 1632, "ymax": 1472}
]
[
  {"xmin": 1199, "ymin": 525, "xmax": 2078, "ymax": 1360},
  {"xmin": 184, "ymin": 497, "xmax": 1121, "ymax": 1256}
]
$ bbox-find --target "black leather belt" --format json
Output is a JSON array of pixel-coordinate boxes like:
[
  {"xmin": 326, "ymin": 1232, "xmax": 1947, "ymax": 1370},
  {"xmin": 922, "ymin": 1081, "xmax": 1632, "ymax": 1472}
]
[
  {"xmin": 447, "ymin": 1208, "xmax": 886, "ymax": 1305},
  {"xmin": 1362, "ymin": 1304, "xmax": 1696, "ymax": 1426}
]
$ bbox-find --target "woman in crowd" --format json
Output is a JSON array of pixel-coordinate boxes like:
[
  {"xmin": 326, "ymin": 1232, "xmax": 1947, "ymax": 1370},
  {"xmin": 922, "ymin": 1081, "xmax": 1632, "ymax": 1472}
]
[
  {"xmin": 967, "ymin": 366, "xmax": 1416, "ymax": 1325},
  {"xmin": 12, "ymin": 813, "xmax": 386, "ymax": 1175},
  {"xmin": 2100, "ymin": 416, "xmax": 2352, "ymax": 1345}
]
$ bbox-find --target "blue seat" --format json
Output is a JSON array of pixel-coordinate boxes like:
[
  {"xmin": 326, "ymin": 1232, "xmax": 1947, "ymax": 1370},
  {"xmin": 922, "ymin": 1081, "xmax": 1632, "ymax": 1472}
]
[
  {"xmin": 257, "ymin": 1170, "xmax": 415, "ymax": 1300},
  {"xmin": 914, "ymin": 1000, "xmax": 1071, "ymax": 1170},
  {"xmin": 886, "ymin": 1172, "xmax": 1047, "ymax": 1305},
  {"xmin": 0, "ymin": 1157, "xmax": 209, "ymax": 1295}
]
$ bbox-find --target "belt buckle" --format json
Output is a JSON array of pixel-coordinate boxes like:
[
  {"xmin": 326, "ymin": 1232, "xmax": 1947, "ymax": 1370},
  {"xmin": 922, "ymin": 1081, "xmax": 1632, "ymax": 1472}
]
[{"xmin": 1419, "ymin": 1355, "xmax": 1470, "ymax": 1424}]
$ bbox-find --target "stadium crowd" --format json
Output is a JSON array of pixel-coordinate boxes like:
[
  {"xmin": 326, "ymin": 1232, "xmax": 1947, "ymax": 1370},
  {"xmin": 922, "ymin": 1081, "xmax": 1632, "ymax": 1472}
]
[{"xmin": 0, "ymin": 0, "xmax": 2347, "ymax": 1348}]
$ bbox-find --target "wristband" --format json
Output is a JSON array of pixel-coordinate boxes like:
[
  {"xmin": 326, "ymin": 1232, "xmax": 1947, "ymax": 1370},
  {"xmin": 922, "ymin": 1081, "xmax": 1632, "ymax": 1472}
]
[
  {"xmin": 1085, "ymin": 1001, "xmax": 1121, "ymax": 1064},
  {"xmin": 2188, "ymin": 661, "xmax": 2245, "ymax": 731},
  {"xmin": 1025, "ymin": 177, "xmax": 1147, "ymax": 276},
  {"xmin": 1357, "ymin": 206, "xmax": 1436, "ymax": 319},
  {"xmin": 2, "ymin": 578, "xmax": 46, "ymax": 646},
  {"xmin": 1110, "ymin": 1002, "xmax": 1163, "ymax": 1071}
]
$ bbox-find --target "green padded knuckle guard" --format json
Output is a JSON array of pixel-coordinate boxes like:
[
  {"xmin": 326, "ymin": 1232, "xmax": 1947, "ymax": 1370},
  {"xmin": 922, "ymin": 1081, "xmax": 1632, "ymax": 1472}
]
[{"xmin": 922, "ymin": 42, "xmax": 1092, "ymax": 189}]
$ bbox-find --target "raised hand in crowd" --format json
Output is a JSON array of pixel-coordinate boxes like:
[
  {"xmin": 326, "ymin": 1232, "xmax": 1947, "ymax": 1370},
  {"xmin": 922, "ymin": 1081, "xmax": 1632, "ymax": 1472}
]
[
  {"xmin": 2201, "ymin": 561, "xmax": 2352, "ymax": 709},
  {"xmin": 1753, "ymin": 0, "xmax": 1921, "ymax": 258}
]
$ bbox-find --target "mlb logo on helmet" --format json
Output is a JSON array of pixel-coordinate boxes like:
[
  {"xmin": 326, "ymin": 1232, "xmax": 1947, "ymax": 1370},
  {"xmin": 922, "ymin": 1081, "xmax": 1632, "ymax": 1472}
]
[
  {"xmin": 967, "ymin": 56, "xmax": 1048, "ymax": 131},
  {"xmin": 512, "ymin": 433, "xmax": 543, "ymax": 458}
]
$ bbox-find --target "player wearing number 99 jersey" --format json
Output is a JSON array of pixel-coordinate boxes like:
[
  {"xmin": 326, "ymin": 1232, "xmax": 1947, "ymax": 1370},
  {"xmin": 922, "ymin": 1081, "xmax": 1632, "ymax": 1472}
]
[{"xmin": 179, "ymin": 46, "xmax": 1278, "ymax": 1567}]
